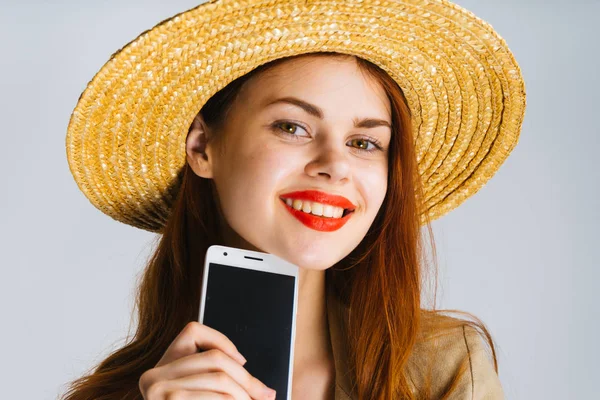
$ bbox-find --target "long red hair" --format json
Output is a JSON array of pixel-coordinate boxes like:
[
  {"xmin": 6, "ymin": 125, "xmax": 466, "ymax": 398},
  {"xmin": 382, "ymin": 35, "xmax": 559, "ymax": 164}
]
[{"xmin": 60, "ymin": 52, "xmax": 497, "ymax": 399}]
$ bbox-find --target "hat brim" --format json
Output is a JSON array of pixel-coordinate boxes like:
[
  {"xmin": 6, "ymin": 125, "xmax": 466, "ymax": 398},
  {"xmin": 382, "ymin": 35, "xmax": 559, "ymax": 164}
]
[{"xmin": 66, "ymin": 0, "xmax": 526, "ymax": 232}]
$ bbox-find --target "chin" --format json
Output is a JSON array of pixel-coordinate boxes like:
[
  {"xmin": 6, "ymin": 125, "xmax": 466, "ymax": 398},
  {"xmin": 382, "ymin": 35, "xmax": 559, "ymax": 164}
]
[
  {"xmin": 244, "ymin": 234, "xmax": 350, "ymax": 270},
  {"xmin": 277, "ymin": 245, "xmax": 343, "ymax": 270},
  {"xmin": 296, "ymin": 260, "xmax": 333, "ymax": 271}
]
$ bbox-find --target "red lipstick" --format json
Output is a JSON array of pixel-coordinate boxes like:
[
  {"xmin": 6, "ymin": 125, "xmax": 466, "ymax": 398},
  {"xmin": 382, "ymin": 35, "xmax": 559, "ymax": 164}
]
[{"xmin": 279, "ymin": 190, "xmax": 356, "ymax": 232}]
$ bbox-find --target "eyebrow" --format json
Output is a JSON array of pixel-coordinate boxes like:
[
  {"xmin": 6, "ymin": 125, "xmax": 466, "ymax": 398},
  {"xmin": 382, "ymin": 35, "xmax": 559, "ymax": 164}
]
[{"xmin": 264, "ymin": 96, "xmax": 391, "ymax": 129}]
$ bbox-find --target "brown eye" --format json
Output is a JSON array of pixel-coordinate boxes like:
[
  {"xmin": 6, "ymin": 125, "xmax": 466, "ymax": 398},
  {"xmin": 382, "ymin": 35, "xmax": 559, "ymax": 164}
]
[
  {"xmin": 279, "ymin": 122, "xmax": 297, "ymax": 134},
  {"xmin": 351, "ymin": 138, "xmax": 369, "ymax": 150},
  {"xmin": 272, "ymin": 121, "xmax": 309, "ymax": 138},
  {"xmin": 347, "ymin": 136, "xmax": 383, "ymax": 154}
]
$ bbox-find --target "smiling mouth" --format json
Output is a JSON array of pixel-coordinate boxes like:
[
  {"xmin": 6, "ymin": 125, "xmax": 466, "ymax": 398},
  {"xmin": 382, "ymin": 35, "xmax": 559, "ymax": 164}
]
[
  {"xmin": 281, "ymin": 199, "xmax": 354, "ymax": 232},
  {"xmin": 279, "ymin": 197, "xmax": 355, "ymax": 218}
]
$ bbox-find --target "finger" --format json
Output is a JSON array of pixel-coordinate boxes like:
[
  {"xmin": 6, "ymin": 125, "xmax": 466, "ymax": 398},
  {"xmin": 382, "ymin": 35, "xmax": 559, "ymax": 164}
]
[
  {"xmin": 147, "ymin": 372, "xmax": 252, "ymax": 400},
  {"xmin": 152, "ymin": 349, "xmax": 275, "ymax": 400},
  {"xmin": 157, "ymin": 322, "xmax": 246, "ymax": 367}
]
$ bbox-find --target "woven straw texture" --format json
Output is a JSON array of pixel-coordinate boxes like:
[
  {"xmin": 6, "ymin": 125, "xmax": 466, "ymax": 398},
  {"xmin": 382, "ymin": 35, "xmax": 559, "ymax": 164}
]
[{"xmin": 66, "ymin": 0, "xmax": 526, "ymax": 232}]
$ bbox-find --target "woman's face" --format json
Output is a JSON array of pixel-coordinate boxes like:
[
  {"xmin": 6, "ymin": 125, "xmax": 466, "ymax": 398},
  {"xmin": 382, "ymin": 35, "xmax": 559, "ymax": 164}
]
[{"xmin": 187, "ymin": 55, "xmax": 391, "ymax": 270}]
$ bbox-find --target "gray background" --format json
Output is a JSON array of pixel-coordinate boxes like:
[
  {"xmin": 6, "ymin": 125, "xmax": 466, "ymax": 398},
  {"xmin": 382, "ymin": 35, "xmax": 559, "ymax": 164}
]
[{"xmin": 1, "ymin": 0, "xmax": 597, "ymax": 398}]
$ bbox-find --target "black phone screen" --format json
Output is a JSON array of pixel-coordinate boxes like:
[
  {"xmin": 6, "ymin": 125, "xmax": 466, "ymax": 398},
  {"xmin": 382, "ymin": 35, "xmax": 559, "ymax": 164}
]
[{"xmin": 203, "ymin": 262, "xmax": 296, "ymax": 398}]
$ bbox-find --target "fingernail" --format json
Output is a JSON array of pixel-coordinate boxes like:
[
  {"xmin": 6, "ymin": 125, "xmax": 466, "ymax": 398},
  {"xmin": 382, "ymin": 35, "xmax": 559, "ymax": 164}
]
[
  {"xmin": 235, "ymin": 351, "xmax": 247, "ymax": 364},
  {"xmin": 263, "ymin": 387, "xmax": 276, "ymax": 399}
]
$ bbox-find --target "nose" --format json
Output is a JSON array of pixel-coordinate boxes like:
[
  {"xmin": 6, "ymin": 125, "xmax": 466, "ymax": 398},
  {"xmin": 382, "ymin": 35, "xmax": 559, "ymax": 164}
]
[{"xmin": 304, "ymin": 139, "xmax": 351, "ymax": 183}]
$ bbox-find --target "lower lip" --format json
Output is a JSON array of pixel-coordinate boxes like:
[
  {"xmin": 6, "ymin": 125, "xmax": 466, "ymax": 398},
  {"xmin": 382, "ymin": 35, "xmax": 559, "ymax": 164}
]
[{"xmin": 280, "ymin": 199, "xmax": 354, "ymax": 232}]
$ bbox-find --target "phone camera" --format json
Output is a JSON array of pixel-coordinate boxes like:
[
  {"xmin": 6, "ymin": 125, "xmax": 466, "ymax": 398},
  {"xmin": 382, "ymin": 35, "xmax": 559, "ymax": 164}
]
[{"xmin": 224, "ymin": 252, "xmax": 228, "ymax": 256}]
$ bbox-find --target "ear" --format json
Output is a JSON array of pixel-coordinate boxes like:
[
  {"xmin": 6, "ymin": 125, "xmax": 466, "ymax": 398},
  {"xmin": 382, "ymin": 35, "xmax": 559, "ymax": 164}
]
[{"xmin": 186, "ymin": 113, "xmax": 215, "ymax": 179}]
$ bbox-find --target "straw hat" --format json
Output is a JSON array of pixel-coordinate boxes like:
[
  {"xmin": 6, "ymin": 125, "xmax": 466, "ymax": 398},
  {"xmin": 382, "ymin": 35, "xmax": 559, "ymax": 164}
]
[{"xmin": 66, "ymin": 0, "xmax": 526, "ymax": 233}]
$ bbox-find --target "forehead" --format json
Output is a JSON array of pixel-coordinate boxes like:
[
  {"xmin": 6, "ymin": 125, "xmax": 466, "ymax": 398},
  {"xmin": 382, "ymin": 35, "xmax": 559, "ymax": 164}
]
[{"xmin": 237, "ymin": 55, "xmax": 391, "ymax": 118}]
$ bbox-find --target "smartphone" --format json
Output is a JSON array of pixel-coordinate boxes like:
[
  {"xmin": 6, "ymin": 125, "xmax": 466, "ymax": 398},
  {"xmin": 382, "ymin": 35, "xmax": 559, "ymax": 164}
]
[{"xmin": 198, "ymin": 245, "xmax": 299, "ymax": 400}]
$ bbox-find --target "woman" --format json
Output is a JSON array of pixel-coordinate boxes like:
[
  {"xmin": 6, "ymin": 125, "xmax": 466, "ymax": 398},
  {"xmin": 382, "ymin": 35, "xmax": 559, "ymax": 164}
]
[{"xmin": 61, "ymin": 0, "xmax": 526, "ymax": 399}]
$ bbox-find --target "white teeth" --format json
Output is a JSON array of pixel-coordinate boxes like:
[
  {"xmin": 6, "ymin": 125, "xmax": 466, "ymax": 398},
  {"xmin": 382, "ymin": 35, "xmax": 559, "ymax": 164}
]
[
  {"xmin": 292, "ymin": 199, "xmax": 302, "ymax": 210},
  {"xmin": 311, "ymin": 203, "xmax": 323, "ymax": 216},
  {"xmin": 302, "ymin": 202, "xmax": 311, "ymax": 213},
  {"xmin": 283, "ymin": 198, "xmax": 346, "ymax": 219}
]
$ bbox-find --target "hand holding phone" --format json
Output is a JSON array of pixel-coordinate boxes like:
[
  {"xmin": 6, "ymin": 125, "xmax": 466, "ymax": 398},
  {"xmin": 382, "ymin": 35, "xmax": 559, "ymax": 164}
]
[{"xmin": 138, "ymin": 321, "xmax": 277, "ymax": 399}]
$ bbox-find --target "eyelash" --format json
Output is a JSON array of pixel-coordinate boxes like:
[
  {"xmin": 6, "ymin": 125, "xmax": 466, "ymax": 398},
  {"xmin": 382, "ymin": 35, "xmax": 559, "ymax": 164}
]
[{"xmin": 271, "ymin": 120, "xmax": 384, "ymax": 154}]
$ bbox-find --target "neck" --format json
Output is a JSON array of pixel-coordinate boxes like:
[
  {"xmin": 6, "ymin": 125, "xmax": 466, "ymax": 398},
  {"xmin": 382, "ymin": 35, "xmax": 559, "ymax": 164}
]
[
  {"xmin": 293, "ymin": 268, "xmax": 333, "ymax": 368},
  {"xmin": 292, "ymin": 267, "xmax": 336, "ymax": 399}
]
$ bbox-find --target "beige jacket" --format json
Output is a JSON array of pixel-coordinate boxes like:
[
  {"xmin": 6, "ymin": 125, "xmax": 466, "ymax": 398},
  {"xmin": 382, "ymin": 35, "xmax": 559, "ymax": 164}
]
[{"xmin": 326, "ymin": 286, "xmax": 505, "ymax": 399}]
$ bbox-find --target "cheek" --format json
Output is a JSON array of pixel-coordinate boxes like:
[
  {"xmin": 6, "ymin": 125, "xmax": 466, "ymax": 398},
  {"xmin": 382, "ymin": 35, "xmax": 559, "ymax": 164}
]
[
  {"xmin": 359, "ymin": 163, "xmax": 388, "ymax": 213},
  {"xmin": 238, "ymin": 143, "xmax": 294, "ymax": 192},
  {"xmin": 215, "ymin": 144, "xmax": 295, "ymax": 220}
]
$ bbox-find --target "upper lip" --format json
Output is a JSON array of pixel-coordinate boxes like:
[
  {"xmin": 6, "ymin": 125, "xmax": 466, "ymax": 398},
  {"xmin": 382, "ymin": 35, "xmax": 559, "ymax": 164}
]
[{"xmin": 279, "ymin": 190, "xmax": 357, "ymax": 211}]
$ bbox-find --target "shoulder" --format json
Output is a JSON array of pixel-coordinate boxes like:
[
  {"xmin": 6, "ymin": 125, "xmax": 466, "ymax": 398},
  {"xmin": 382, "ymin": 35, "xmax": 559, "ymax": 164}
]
[{"xmin": 406, "ymin": 323, "xmax": 505, "ymax": 399}]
